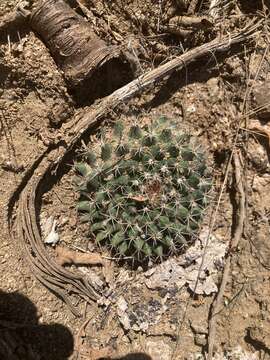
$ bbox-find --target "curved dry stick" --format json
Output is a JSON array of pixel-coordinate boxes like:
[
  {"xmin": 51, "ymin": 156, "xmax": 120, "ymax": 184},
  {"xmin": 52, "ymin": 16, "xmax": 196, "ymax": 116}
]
[{"xmin": 9, "ymin": 20, "xmax": 260, "ymax": 316}]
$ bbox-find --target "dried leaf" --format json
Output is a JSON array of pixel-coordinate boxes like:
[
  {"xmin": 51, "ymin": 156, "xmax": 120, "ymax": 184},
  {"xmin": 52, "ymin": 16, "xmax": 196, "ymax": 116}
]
[
  {"xmin": 56, "ymin": 247, "xmax": 104, "ymax": 266},
  {"xmin": 128, "ymin": 194, "xmax": 148, "ymax": 202}
]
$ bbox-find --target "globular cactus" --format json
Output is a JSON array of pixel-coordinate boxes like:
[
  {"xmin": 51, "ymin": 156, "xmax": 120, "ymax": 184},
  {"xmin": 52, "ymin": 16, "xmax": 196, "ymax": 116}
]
[{"xmin": 74, "ymin": 116, "xmax": 212, "ymax": 263}]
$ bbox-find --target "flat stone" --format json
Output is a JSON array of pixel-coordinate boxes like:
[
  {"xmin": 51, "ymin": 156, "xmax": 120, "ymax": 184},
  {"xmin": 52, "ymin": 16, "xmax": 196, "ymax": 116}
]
[
  {"xmin": 194, "ymin": 333, "xmax": 207, "ymax": 347},
  {"xmin": 189, "ymin": 318, "xmax": 208, "ymax": 335},
  {"xmin": 252, "ymin": 82, "xmax": 270, "ymax": 120}
]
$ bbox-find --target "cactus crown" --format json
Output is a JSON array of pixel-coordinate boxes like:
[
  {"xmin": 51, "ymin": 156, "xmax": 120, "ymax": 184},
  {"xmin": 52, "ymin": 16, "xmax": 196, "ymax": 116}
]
[{"xmin": 74, "ymin": 117, "xmax": 212, "ymax": 264}]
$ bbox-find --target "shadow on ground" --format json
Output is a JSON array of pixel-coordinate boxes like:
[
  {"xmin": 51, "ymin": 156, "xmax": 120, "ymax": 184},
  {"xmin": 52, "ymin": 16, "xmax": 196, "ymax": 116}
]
[
  {"xmin": 0, "ymin": 290, "xmax": 73, "ymax": 360},
  {"xmin": 99, "ymin": 354, "xmax": 152, "ymax": 360},
  {"xmin": 0, "ymin": 290, "xmax": 152, "ymax": 360}
]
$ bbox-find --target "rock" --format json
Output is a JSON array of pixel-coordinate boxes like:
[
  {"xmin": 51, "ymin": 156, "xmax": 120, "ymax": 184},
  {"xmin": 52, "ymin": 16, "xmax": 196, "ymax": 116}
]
[
  {"xmin": 212, "ymin": 346, "xmax": 259, "ymax": 360},
  {"xmin": 144, "ymin": 228, "xmax": 226, "ymax": 296},
  {"xmin": 146, "ymin": 339, "xmax": 172, "ymax": 360},
  {"xmin": 252, "ymin": 82, "xmax": 270, "ymax": 120},
  {"xmin": 189, "ymin": 318, "xmax": 208, "ymax": 335},
  {"xmin": 248, "ymin": 326, "xmax": 270, "ymax": 349},
  {"xmin": 194, "ymin": 334, "xmax": 207, "ymax": 347},
  {"xmin": 48, "ymin": 100, "xmax": 74, "ymax": 127},
  {"xmin": 207, "ymin": 78, "xmax": 220, "ymax": 102},
  {"xmin": 248, "ymin": 142, "xmax": 269, "ymax": 173},
  {"xmin": 116, "ymin": 296, "xmax": 131, "ymax": 331},
  {"xmin": 225, "ymin": 57, "xmax": 244, "ymax": 78}
]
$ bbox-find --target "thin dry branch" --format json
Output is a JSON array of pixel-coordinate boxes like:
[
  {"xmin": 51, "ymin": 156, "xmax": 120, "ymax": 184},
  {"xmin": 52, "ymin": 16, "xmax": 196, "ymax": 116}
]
[
  {"xmin": 9, "ymin": 20, "xmax": 261, "ymax": 316},
  {"xmin": 188, "ymin": 0, "xmax": 199, "ymax": 14},
  {"xmin": 209, "ymin": 0, "xmax": 222, "ymax": 19},
  {"xmin": 65, "ymin": 19, "xmax": 261, "ymax": 137},
  {"xmin": 205, "ymin": 36, "xmax": 268, "ymax": 360},
  {"xmin": 207, "ymin": 151, "xmax": 246, "ymax": 360}
]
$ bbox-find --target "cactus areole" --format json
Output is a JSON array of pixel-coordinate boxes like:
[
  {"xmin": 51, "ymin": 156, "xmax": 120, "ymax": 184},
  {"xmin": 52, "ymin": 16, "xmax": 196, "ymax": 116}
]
[{"xmin": 74, "ymin": 117, "xmax": 212, "ymax": 264}]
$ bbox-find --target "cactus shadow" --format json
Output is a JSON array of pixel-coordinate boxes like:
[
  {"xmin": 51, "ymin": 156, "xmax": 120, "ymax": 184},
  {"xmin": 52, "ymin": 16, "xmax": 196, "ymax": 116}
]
[{"xmin": 0, "ymin": 290, "xmax": 74, "ymax": 360}]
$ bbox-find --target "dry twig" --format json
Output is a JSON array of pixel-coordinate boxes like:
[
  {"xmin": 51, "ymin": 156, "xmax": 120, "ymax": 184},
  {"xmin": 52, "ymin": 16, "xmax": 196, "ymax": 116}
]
[
  {"xmin": 72, "ymin": 307, "xmax": 111, "ymax": 360},
  {"xmin": 187, "ymin": 0, "xmax": 199, "ymax": 14},
  {"xmin": 207, "ymin": 151, "xmax": 246, "ymax": 360},
  {"xmin": 209, "ymin": 0, "xmax": 221, "ymax": 18},
  {"xmin": 205, "ymin": 36, "xmax": 268, "ymax": 359}
]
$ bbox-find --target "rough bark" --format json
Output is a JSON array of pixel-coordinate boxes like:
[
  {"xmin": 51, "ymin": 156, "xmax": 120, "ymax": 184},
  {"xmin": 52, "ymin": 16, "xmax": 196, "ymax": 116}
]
[{"xmin": 30, "ymin": 0, "xmax": 131, "ymax": 89}]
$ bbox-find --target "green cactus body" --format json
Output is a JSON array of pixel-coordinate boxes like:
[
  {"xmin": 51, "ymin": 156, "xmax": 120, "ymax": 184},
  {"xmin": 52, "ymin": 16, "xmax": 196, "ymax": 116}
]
[{"xmin": 74, "ymin": 117, "xmax": 212, "ymax": 263}]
